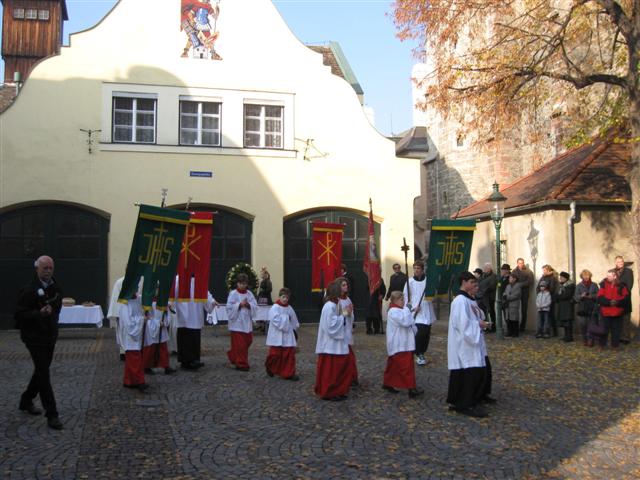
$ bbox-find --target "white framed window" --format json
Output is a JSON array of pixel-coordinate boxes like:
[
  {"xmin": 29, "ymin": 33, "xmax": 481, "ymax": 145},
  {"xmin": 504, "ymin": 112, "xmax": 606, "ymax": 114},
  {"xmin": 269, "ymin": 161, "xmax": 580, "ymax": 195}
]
[
  {"xmin": 38, "ymin": 10, "xmax": 50, "ymax": 20},
  {"xmin": 112, "ymin": 96, "xmax": 157, "ymax": 144},
  {"xmin": 25, "ymin": 9, "xmax": 37, "ymax": 19},
  {"xmin": 244, "ymin": 104, "xmax": 283, "ymax": 149},
  {"xmin": 179, "ymin": 100, "xmax": 221, "ymax": 146},
  {"xmin": 13, "ymin": 8, "xmax": 25, "ymax": 19}
]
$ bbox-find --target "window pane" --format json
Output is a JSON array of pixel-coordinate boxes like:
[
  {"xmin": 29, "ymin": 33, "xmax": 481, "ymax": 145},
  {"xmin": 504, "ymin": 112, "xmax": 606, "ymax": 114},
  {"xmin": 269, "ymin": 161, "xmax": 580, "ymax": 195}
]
[
  {"xmin": 136, "ymin": 128, "xmax": 154, "ymax": 143},
  {"xmin": 227, "ymin": 240, "xmax": 244, "ymax": 259},
  {"xmin": 114, "ymin": 111, "xmax": 132, "ymax": 126},
  {"xmin": 265, "ymin": 119, "xmax": 282, "ymax": 133},
  {"xmin": 226, "ymin": 218, "xmax": 244, "ymax": 237},
  {"xmin": 211, "ymin": 239, "xmax": 224, "ymax": 259},
  {"xmin": 38, "ymin": 10, "xmax": 49, "ymax": 20},
  {"xmin": 245, "ymin": 105, "xmax": 261, "ymax": 116},
  {"xmin": 114, "ymin": 127, "xmax": 132, "ymax": 142},
  {"xmin": 137, "ymin": 112, "xmax": 154, "ymax": 127},
  {"xmin": 181, "ymin": 101, "xmax": 198, "ymax": 114},
  {"xmin": 137, "ymin": 99, "xmax": 155, "ymax": 111},
  {"xmin": 181, "ymin": 115, "xmax": 198, "ymax": 129},
  {"xmin": 0, "ymin": 239, "xmax": 23, "ymax": 258},
  {"xmin": 290, "ymin": 240, "xmax": 308, "ymax": 260},
  {"xmin": 265, "ymin": 106, "xmax": 282, "ymax": 118},
  {"xmin": 180, "ymin": 130, "xmax": 198, "ymax": 145},
  {"xmin": 339, "ymin": 217, "xmax": 356, "ymax": 239},
  {"xmin": 201, "ymin": 131, "xmax": 219, "ymax": 145},
  {"xmin": 78, "ymin": 216, "xmax": 100, "ymax": 234},
  {"xmin": 23, "ymin": 212, "xmax": 46, "ymax": 235},
  {"xmin": 202, "ymin": 102, "xmax": 220, "ymax": 114},
  {"xmin": 244, "ymin": 118, "xmax": 260, "ymax": 131},
  {"xmin": 114, "ymin": 97, "xmax": 133, "ymax": 110},
  {"xmin": 24, "ymin": 238, "xmax": 45, "ymax": 258},
  {"xmin": 343, "ymin": 243, "xmax": 355, "ymax": 261},
  {"xmin": 25, "ymin": 9, "xmax": 37, "ymax": 19},
  {"xmin": 265, "ymin": 134, "xmax": 282, "ymax": 148},
  {"xmin": 14, "ymin": 8, "xmax": 25, "ymax": 19},
  {"xmin": 244, "ymin": 133, "xmax": 260, "ymax": 147},
  {"xmin": 202, "ymin": 116, "xmax": 219, "ymax": 130}
]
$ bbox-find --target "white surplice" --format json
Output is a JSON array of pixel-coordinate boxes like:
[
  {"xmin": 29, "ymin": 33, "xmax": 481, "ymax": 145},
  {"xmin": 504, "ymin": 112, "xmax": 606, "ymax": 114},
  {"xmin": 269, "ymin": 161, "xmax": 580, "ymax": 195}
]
[
  {"xmin": 447, "ymin": 292, "xmax": 487, "ymax": 370},
  {"xmin": 403, "ymin": 276, "xmax": 437, "ymax": 325},
  {"xmin": 315, "ymin": 300, "xmax": 348, "ymax": 355},
  {"xmin": 266, "ymin": 303, "xmax": 299, "ymax": 347},
  {"xmin": 386, "ymin": 305, "xmax": 416, "ymax": 356},
  {"xmin": 226, "ymin": 289, "xmax": 258, "ymax": 333},
  {"xmin": 338, "ymin": 296, "xmax": 355, "ymax": 345}
]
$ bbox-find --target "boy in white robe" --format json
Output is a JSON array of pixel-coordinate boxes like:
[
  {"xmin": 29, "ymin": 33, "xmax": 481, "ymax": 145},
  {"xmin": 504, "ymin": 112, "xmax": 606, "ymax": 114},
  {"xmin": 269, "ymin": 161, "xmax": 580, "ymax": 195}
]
[
  {"xmin": 446, "ymin": 271, "xmax": 495, "ymax": 418},
  {"xmin": 336, "ymin": 277, "xmax": 358, "ymax": 386},
  {"xmin": 265, "ymin": 287, "xmax": 300, "ymax": 380},
  {"xmin": 314, "ymin": 281, "xmax": 351, "ymax": 401},
  {"xmin": 120, "ymin": 293, "xmax": 148, "ymax": 392},
  {"xmin": 403, "ymin": 260, "xmax": 436, "ymax": 366},
  {"xmin": 142, "ymin": 302, "xmax": 176, "ymax": 375},
  {"xmin": 226, "ymin": 273, "xmax": 258, "ymax": 371},
  {"xmin": 382, "ymin": 291, "xmax": 424, "ymax": 398}
]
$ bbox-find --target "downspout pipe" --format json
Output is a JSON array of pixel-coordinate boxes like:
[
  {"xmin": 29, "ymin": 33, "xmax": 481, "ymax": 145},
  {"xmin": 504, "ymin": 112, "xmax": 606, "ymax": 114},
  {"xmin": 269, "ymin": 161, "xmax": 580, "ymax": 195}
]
[{"xmin": 568, "ymin": 201, "xmax": 577, "ymax": 280}]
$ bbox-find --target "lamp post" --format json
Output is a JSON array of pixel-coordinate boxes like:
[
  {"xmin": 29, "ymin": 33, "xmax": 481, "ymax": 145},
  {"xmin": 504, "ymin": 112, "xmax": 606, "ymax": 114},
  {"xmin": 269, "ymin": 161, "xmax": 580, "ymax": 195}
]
[{"xmin": 488, "ymin": 182, "xmax": 507, "ymax": 339}]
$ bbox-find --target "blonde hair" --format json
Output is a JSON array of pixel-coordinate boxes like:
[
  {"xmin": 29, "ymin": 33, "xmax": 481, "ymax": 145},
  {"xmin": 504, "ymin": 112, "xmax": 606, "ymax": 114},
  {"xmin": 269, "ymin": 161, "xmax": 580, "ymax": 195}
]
[
  {"xmin": 388, "ymin": 291, "xmax": 403, "ymax": 304},
  {"xmin": 580, "ymin": 269, "xmax": 592, "ymax": 279}
]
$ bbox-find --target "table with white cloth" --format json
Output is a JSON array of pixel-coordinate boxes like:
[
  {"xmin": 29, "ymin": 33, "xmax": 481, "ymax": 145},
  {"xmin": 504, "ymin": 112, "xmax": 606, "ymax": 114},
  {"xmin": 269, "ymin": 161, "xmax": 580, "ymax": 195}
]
[{"xmin": 59, "ymin": 305, "xmax": 104, "ymax": 328}]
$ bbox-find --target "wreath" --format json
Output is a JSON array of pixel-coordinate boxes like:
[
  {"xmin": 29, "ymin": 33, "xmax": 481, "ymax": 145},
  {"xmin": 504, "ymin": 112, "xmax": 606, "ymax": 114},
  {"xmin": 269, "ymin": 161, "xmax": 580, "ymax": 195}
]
[{"xmin": 225, "ymin": 262, "xmax": 259, "ymax": 294}]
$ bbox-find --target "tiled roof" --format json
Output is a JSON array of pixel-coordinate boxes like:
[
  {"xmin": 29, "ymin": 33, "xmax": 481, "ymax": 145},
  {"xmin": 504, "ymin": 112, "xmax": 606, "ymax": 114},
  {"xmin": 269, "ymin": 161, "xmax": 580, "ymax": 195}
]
[
  {"xmin": 456, "ymin": 134, "xmax": 631, "ymax": 218},
  {"xmin": 394, "ymin": 126, "xmax": 429, "ymax": 158},
  {"xmin": 0, "ymin": 84, "xmax": 18, "ymax": 113}
]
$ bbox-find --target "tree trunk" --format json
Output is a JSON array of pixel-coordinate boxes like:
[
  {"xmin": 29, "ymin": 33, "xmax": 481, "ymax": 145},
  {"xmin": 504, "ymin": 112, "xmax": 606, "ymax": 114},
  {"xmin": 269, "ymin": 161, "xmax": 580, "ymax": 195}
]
[{"xmin": 629, "ymin": 96, "xmax": 640, "ymax": 327}]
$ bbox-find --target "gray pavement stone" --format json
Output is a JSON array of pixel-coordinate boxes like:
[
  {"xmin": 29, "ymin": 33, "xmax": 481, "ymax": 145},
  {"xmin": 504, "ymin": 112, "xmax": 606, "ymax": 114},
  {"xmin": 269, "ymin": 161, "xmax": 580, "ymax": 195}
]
[{"xmin": 0, "ymin": 321, "xmax": 639, "ymax": 479}]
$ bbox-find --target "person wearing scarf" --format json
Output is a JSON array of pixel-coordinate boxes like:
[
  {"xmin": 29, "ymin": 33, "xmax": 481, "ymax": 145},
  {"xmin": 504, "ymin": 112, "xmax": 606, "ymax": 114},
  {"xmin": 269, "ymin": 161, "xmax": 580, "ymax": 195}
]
[
  {"xmin": 314, "ymin": 281, "xmax": 351, "ymax": 401},
  {"xmin": 446, "ymin": 271, "xmax": 495, "ymax": 418},
  {"xmin": 382, "ymin": 291, "xmax": 424, "ymax": 398},
  {"xmin": 265, "ymin": 287, "xmax": 300, "ymax": 380},
  {"xmin": 226, "ymin": 273, "xmax": 258, "ymax": 370}
]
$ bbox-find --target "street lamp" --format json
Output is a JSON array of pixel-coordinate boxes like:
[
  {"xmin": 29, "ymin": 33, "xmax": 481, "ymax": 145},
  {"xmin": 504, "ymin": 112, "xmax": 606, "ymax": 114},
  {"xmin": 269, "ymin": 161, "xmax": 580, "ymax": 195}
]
[{"xmin": 488, "ymin": 182, "xmax": 507, "ymax": 339}]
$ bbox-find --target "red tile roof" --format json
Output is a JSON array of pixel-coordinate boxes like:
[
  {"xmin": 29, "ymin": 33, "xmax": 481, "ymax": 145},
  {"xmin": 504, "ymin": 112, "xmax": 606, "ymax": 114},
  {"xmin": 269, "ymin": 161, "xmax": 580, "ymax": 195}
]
[{"xmin": 456, "ymin": 134, "xmax": 631, "ymax": 218}]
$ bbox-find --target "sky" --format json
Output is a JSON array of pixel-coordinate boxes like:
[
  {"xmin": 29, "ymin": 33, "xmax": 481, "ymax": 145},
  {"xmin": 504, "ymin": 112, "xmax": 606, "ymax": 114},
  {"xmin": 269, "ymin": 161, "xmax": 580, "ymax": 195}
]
[{"xmin": 0, "ymin": 0, "xmax": 420, "ymax": 136}]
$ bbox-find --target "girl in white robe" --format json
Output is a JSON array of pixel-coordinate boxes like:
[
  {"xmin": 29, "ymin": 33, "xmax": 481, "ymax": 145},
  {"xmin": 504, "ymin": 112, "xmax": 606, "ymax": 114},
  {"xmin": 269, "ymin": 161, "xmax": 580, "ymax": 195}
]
[
  {"xmin": 265, "ymin": 287, "xmax": 300, "ymax": 380},
  {"xmin": 336, "ymin": 277, "xmax": 358, "ymax": 386},
  {"xmin": 226, "ymin": 273, "xmax": 258, "ymax": 370}
]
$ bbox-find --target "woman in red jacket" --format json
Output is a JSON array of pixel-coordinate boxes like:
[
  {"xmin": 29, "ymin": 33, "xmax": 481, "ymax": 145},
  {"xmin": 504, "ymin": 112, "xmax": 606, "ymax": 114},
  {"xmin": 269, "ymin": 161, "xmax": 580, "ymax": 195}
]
[{"xmin": 597, "ymin": 269, "xmax": 630, "ymax": 349}]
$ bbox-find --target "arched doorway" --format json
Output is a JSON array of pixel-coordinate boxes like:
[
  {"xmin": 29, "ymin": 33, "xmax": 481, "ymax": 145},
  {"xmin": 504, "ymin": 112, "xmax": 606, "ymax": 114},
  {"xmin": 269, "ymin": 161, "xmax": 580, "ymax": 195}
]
[
  {"xmin": 0, "ymin": 203, "xmax": 109, "ymax": 329},
  {"xmin": 284, "ymin": 209, "xmax": 380, "ymax": 322}
]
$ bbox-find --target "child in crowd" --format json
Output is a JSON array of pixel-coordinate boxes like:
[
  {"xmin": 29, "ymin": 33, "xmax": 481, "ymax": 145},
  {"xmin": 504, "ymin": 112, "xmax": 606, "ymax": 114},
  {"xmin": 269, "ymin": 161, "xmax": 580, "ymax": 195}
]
[
  {"xmin": 226, "ymin": 273, "xmax": 258, "ymax": 371},
  {"xmin": 536, "ymin": 281, "xmax": 552, "ymax": 338},
  {"xmin": 382, "ymin": 291, "xmax": 424, "ymax": 398},
  {"xmin": 265, "ymin": 287, "xmax": 300, "ymax": 380}
]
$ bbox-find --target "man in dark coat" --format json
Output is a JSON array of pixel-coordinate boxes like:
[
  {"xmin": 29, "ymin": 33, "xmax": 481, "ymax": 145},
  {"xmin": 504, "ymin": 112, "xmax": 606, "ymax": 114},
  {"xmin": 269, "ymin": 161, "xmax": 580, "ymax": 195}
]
[
  {"xmin": 385, "ymin": 263, "xmax": 408, "ymax": 301},
  {"xmin": 512, "ymin": 258, "xmax": 534, "ymax": 332},
  {"xmin": 615, "ymin": 256, "xmax": 635, "ymax": 344},
  {"xmin": 366, "ymin": 279, "xmax": 386, "ymax": 334},
  {"xmin": 15, "ymin": 255, "xmax": 64, "ymax": 430},
  {"xmin": 479, "ymin": 264, "xmax": 497, "ymax": 332}
]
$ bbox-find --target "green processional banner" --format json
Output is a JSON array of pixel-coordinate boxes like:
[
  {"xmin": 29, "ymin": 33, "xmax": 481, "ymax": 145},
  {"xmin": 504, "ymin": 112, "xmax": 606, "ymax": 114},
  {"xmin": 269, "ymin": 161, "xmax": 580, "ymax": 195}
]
[
  {"xmin": 425, "ymin": 219, "xmax": 476, "ymax": 300},
  {"xmin": 118, "ymin": 204, "xmax": 191, "ymax": 310}
]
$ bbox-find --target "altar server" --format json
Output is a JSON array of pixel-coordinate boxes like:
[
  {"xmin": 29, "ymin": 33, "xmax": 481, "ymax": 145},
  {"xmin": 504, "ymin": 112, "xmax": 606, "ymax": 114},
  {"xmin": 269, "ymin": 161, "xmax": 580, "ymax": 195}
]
[
  {"xmin": 265, "ymin": 287, "xmax": 300, "ymax": 380},
  {"xmin": 382, "ymin": 291, "xmax": 424, "ymax": 398},
  {"xmin": 403, "ymin": 261, "xmax": 436, "ymax": 366},
  {"xmin": 106, "ymin": 276, "xmax": 126, "ymax": 361},
  {"xmin": 174, "ymin": 275, "xmax": 216, "ymax": 370},
  {"xmin": 142, "ymin": 302, "xmax": 176, "ymax": 375},
  {"xmin": 335, "ymin": 277, "xmax": 358, "ymax": 386},
  {"xmin": 314, "ymin": 281, "xmax": 351, "ymax": 401},
  {"xmin": 446, "ymin": 271, "xmax": 495, "ymax": 418},
  {"xmin": 226, "ymin": 273, "xmax": 258, "ymax": 371},
  {"xmin": 120, "ymin": 293, "xmax": 148, "ymax": 391}
]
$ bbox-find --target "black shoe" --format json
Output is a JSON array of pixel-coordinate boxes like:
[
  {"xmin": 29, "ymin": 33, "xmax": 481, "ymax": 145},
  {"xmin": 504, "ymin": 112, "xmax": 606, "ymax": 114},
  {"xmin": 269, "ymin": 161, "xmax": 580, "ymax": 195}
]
[
  {"xmin": 327, "ymin": 395, "xmax": 347, "ymax": 401},
  {"xmin": 351, "ymin": 379, "xmax": 360, "ymax": 387},
  {"xmin": 459, "ymin": 406, "xmax": 488, "ymax": 418},
  {"xmin": 266, "ymin": 368, "xmax": 274, "ymax": 377},
  {"xmin": 382, "ymin": 385, "xmax": 399, "ymax": 394},
  {"xmin": 47, "ymin": 417, "xmax": 63, "ymax": 430},
  {"xmin": 137, "ymin": 384, "xmax": 149, "ymax": 392},
  {"xmin": 286, "ymin": 375, "xmax": 300, "ymax": 381},
  {"xmin": 164, "ymin": 367, "xmax": 177, "ymax": 375},
  {"xmin": 194, "ymin": 361, "xmax": 205, "ymax": 368},
  {"xmin": 620, "ymin": 339, "xmax": 630, "ymax": 345},
  {"xmin": 408, "ymin": 388, "xmax": 424, "ymax": 398},
  {"xmin": 144, "ymin": 368, "xmax": 155, "ymax": 375},
  {"xmin": 119, "ymin": 354, "xmax": 126, "ymax": 362},
  {"xmin": 481, "ymin": 395, "xmax": 497, "ymax": 404},
  {"xmin": 19, "ymin": 404, "xmax": 42, "ymax": 416},
  {"xmin": 180, "ymin": 363, "xmax": 197, "ymax": 370}
]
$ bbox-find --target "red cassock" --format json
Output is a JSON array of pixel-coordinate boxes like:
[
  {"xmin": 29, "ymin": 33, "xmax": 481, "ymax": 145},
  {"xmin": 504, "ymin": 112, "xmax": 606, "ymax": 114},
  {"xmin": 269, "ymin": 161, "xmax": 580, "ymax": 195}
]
[
  {"xmin": 142, "ymin": 342, "xmax": 170, "ymax": 369},
  {"xmin": 227, "ymin": 331, "xmax": 253, "ymax": 369},
  {"xmin": 383, "ymin": 351, "xmax": 417, "ymax": 389},
  {"xmin": 124, "ymin": 351, "xmax": 145, "ymax": 386},
  {"xmin": 265, "ymin": 346, "xmax": 296, "ymax": 379},
  {"xmin": 347, "ymin": 345, "xmax": 359, "ymax": 384},
  {"xmin": 314, "ymin": 353, "xmax": 352, "ymax": 399}
]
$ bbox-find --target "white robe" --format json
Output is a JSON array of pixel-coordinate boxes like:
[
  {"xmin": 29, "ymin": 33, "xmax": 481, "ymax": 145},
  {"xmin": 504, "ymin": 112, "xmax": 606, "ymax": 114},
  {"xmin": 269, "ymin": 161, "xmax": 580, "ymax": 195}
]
[
  {"xmin": 447, "ymin": 293, "xmax": 487, "ymax": 370},
  {"xmin": 120, "ymin": 296, "xmax": 145, "ymax": 352},
  {"xmin": 226, "ymin": 289, "xmax": 258, "ymax": 333},
  {"xmin": 315, "ymin": 300, "xmax": 348, "ymax": 355},
  {"xmin": 403, "ymin": 276, "xmax": 436, "ymax": 325},
  {"xmin": 266, "ymin": 303, "xmax": 299, "ymax": 347},
  {"xmin": 386, "ymin": 306, "xmax": 416, "ymax": 356},
  {"xmin": 338, "ymin": 296, "xmax": 355, "ymax": 346},
  {"xmin": 172, "ymin": 276, "xmax": 216, "ymax": 330},
  {"xmin": 143, "ymin": 304, "xmax": 170, "ymax": 347},
  {"xmin": 107, "ymin": 277, "xmax": 126, "ymax": 353}
]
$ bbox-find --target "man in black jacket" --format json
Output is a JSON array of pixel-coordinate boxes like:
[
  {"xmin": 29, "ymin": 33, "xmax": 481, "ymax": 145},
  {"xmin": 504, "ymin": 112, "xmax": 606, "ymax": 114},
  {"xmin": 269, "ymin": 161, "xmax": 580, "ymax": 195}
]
[
  {"xmin": 615, "ymin": 256, "xmax": 635, "ymax": 344},
  {"xmin": 385, "ymin": 263, "xmax": 408, "ymax": 301},
  {"xmin": 15, "ymin": 255, "xmax": 64, "ymax": 430}
]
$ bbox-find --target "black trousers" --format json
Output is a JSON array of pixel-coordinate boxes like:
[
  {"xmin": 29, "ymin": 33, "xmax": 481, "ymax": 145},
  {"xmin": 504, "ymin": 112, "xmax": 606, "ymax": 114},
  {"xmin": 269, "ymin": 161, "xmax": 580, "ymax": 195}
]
[
  {"xmin": 365, "ymin": 316, "xmax": 383, "ymax": 334},
  {"xmin": 414, "ymin": 324, "xmax": 431, "ymax": 356},
  {"xmin": 519, "ymin": 289, "xmax": 530, "ymax": 331},
  {"xmin": 177, "ymin": 327, "xmax": 201, "ymax": 365},
  {"xmin": 21, "ymin": 343, "xmax": 58, "ymax": 418}
]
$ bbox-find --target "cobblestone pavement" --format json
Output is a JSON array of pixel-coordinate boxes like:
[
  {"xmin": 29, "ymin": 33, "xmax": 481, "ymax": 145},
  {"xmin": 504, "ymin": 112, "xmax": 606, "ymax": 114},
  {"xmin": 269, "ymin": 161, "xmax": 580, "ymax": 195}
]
[{"xmin": 1, "ymin": 321, "xmax": 639, "ymax": 479}]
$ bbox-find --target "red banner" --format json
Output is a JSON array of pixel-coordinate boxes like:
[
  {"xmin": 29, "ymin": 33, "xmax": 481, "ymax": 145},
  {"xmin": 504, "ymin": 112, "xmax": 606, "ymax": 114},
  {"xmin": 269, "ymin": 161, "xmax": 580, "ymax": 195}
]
[
  {"xmin": 174, "ymin": 211, "xmax": 213, "ymax": 301},
  {"xmin": 363, "ymin": 201, "xmax": 382, "ymax": 294},
  {"xmin": 311, "ymin": 222, "xmax": 343, "ymax": 292}
]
